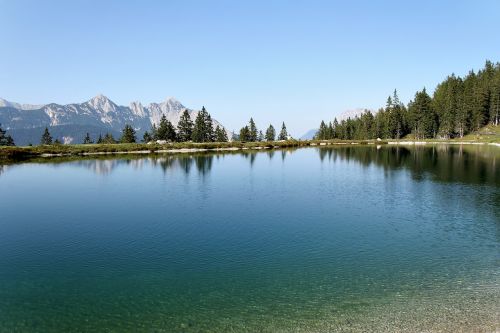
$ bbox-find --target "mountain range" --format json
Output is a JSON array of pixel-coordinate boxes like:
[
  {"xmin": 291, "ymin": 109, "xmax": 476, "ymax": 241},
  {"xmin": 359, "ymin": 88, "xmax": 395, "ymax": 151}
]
[{"xmin": 0, "ymin": 95, "xmax": 231, "ymax": 145}]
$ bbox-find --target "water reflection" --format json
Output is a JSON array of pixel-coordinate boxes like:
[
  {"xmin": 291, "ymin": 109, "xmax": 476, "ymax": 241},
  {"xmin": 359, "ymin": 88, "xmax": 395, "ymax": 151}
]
[
  {"xmin": 317, "ymin": 145, "xmax": 499, "ymax": 185},
  {"xmin": 0, "ymin": 146, "xmax": 498, "ymax": 186}
]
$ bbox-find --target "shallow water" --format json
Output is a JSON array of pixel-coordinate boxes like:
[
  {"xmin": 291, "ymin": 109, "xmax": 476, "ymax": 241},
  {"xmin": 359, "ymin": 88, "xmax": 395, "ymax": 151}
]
[{"xmin": 0, "ymin": 145, "xmax": 499, "ymax": 332}]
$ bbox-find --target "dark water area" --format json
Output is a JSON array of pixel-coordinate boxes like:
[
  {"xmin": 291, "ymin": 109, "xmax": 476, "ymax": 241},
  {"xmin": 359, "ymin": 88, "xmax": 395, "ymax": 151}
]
[{"xmin": 0, "ymin": 145, "xmax": 498, "ymax": 332}]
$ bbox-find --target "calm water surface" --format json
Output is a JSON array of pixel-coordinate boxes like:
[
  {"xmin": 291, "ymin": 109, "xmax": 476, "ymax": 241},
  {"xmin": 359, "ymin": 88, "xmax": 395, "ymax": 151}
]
[{"xmin": 0, "ymin": 145, "xmax": 499, "ymax": 332}]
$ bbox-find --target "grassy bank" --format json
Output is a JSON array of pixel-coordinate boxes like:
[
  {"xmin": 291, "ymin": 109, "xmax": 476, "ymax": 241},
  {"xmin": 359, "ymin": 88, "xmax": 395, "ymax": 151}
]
[
  {"xmin": 1, "ymin": 130, "xmax": 499, "ymax": 161},
  {"xmin": 0, "ymin": 140, "xmax": 307, "ymax": 160}
]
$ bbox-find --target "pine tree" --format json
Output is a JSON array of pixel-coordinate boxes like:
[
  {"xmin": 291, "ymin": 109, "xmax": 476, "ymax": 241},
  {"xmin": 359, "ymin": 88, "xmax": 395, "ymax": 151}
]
[
  {"xmin": 205, "ymin": 113, "xmax": 215, "ymax": 142},
  {"xmin": 192, "ymin": 106, "xmax": 214, "ymax": 142},
  {"xmin": 316, "ymin": 120, "xmax": 328, "ymax": 139},
  {"xmin": 177, "ymin": 109, "xmax": 194, "ymax": 142},
  {"xmin": 258, "ymin": 130, "xmax": 264, "ymax": 141},
  {"xmin": 83, "ymin": 133, "xmax": 93, "ymax": 144},
  {"xmin": 214, "ymin": 125, "xmax": 228, "ymax": 142},
  {"xmin": 433, "ymin": 76, "xmax": 459, "ymax": 138},
  {"xmin": 40, "ymin": 127, "xmax": 53, "ymax": 145},
  {"xmin": 103, "ymin": 133, "xmax": 116, "ymax": 144},
  {"xmin": 327, "ymin": 122, "xmax": 334, "ymax": 139},
  {"xmin": 278, "ymin": 122, "xmax": 288, "ymax": 140},
  {"xmin": 248, "ymin": 118, "xmax": 258, "ymax": 142},
  {"xmin": 408, "ymin": 88, "xmax": 436, "ymax": 139},
  {"xmin": 142, "ymin": 131, "xmax": 153, "ymax": 143},
  {"xmin": 332, "ymin": 118, "xmax": 339, "ymax": 139},
  {"xmin": 265, "ymin": 124, "xmax": 276, "ymax": 141},
  {"xmin": 97, "ymin": 134, "xmax": 103, "ymax": 144},
  {"xmin": 490, "ymin": 66, "xmax": 500, "ymax": 125},
  {"xmin": 192, "ymin": 109, "xmax": 206, "ymax": 142},
  {"xmin": 120, "ymin": 124, "xmax": 136, "ymax": 143},
  {"xmin": 239, "ymin": 126, "xmax": 250, "ymax": 141},
  {"xmin": 54, "ymin": 138, "xmax": 62, "ymax": 145},
  {"xmin": 0, "ymin": 123, "xmax": 15, "ymax": 146},
  {"xmin": 156, "ymin": 115, "xmax": 177, "ymax": 141},
  {"xmin": 151, "ymin": 124, "xmax": 158, "ymax": 140}
]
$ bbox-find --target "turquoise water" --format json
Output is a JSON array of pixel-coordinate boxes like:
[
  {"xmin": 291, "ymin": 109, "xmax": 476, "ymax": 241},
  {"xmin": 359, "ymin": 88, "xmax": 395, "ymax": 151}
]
[{"xmin": 0, "ymin": 145, "xmax": 499, "ymax": 332}]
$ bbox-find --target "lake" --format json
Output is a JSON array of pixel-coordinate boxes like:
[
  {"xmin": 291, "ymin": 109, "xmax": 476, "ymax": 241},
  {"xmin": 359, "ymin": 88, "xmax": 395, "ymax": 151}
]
[{"xmin": 0, "ymin": 145, "xmax": 498, "ymax": 332}]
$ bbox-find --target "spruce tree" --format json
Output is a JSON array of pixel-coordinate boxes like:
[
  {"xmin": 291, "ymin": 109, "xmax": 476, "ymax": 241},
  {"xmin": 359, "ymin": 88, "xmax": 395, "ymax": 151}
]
[
  {"xmin": 265, "ymin": 124, "xmax": 276, "ymax": 141},
  {"xmin": 327, "ymin": 122, "xmax": 334, "ymax": 139},
  {"xmin": 239, "ymin": 126, "xmax": 250, "ymax": 142},
  {"xmin": 151, "ymin": 124, "xmax": 158, "ymax": 140},
  {"xmin": 408, "ymin": 88, "xmax": 436, "ymax": 139},
  {"xmin": 97, "ymin": 134, "xmax": 103, "ymax": 144},
  {"xmin": 278, "ymin": 122, "xmax": 288, "ymax": 140},
  {"xmin": 120, "ymin": 124, "xmax": 136, "ymax": 143},
  {"xmin": 258, "ymin": 130, "xmax": 264, "ymax": 141},
  {"xmin": 177, "ymin": 109, "xmax": 194, "ymax": 142},
  {"xmin": 205, "ymin": 113, "xmax": 215, "ymax": 142},
  {"xmin": 190, "ymin": 106, "xmax": 214, "ymax": 142},
  {"xmin": 40, "ymin": 127, "xmax": 53, "ymax": 145},
  {"xmin": 0, "ymin": 123, "xmax": 15, "ymax": 146},
  {"xmin": 215, "ymin": 125, "xmax": 228, "ymax": 142},
  {"xmin": 490, "ymin": 68, "xmax": 500, "ymax": 125},
  {"xmin": 317, "ymin": 120, "xmax": 327, "ymax": 139},
  {"xmin": 248, "ymin": 118, "xmax": 258, "ymax": 142},
  {"xmin": 83, "ymin": 133, "xmax": 93, "ymax": 144},
  {"xmin": 142, "ymin": 131, "xmax": 152, "ymax": 143},
  {"xmin": 156, "ymin": 115, "xmax": 177, "ymax": 141},
  {"xmin": 103, "ymin": 133, "xmax": 116, "ymax": 144},
  {"xmin": 332, "ymin": 118, "xmax": 339, "ymax": 139},
  {"xmin": 192, "ymin": 109, "xmax": 206, "ymax": 142}
]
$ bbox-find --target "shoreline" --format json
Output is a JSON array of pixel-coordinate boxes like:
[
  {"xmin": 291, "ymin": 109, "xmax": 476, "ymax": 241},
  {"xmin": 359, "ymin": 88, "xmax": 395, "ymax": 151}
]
[{"xmin": 1, "ymin": 139, "xmax": 499, "ymax": 160}]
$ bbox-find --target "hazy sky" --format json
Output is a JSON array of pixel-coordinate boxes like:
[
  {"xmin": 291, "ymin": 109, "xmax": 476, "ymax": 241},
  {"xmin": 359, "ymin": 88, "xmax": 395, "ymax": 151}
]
[{"xmin": 1, "ymin": 0, "xmax": 499, "ymax": 135}]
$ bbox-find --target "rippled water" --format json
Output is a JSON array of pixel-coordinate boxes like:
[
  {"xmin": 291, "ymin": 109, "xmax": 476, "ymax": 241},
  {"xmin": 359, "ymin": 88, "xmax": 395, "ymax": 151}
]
[{"xmin": 0, "ymin": 145, "xmax": 499, "ymax": 332}]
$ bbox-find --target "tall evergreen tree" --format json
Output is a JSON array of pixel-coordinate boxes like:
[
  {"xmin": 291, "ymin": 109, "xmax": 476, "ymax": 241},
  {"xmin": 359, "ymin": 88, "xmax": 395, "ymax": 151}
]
[
  {"xmin": 40, "ymin": 127, "xmax": 53, "ymax": 145},
  {"xmin": 239, "ymin": 126, "xmax": 250, "ymax": 141},
  {"xmin": 205, "ymin": 113, "xmax": 215, "ymax": 142},
  {"xmin": 214, "ymin": 125, "xmax": 228, "ymax": 142},
  {"xmin": 278, "ymin": 122, "xmax": 288, "ymax": 140},
  {"xmin": 258, "ymin": 130, "xmax": 264, "ymax": 141},
  {"xmin": 408, "ymin": 88, "xmax": 436, "ymax": 139},
  {"xmin": 156, "ymin": 115, "xmax": 177, "ymax": 141},
  {"xmin": 192, "ymin": 106, "xmax": 214, "ymax": 142},
  {"xmin": 177, "ymin": 109, "xmax": 194, "ymax": 142},
  {"xmin": 248, "ymin": 118, "xmax": 258, "ymax": 142},
  {"xmin": 96, "ymin": 134, "xmax": 103, "ymax": 144},
  {"xmin": 83, "ymin": 132, "xmax": 93, "ymax": 144},
  {"xmin": 490, "ymin": 67, "xmax": 500, "ymax": 125},
  {"xmin": 265, "ymin": 124, "xmax": 276, "ymax": 141},
  {"xmin": 316, "ymin": 120, "xmax": 328, "ymax": 139},
  {"xmin": 120, "ymin": 124, "xmax": 136, "ymax": 143},
  {"xmin": 0, "ymin": 123, "xmax": 15, "ymax": 146},
  {"xmin": 103, "ymin": 133, "xmax": 116, "ymax": 144},
  {"xmin": 142, "ymin": 131, "xmax": 153, "ymax": 143},
  {"xmin": 332, "ymin": 118, "xmax": 339, "ymax": 139}
]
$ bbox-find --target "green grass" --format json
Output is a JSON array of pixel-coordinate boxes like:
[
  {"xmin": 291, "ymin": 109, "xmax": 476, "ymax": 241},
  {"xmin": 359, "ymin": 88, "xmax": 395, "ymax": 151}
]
[{"xmin": 462, "ymin": 124, "xmax": 500, "ymax": 142}]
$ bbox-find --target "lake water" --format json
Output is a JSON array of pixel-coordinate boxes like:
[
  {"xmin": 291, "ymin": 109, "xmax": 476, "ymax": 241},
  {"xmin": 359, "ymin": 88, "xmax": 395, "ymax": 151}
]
[{"xmin": 0, "ymin": 145, "xmax": 499, "ymax": 332}]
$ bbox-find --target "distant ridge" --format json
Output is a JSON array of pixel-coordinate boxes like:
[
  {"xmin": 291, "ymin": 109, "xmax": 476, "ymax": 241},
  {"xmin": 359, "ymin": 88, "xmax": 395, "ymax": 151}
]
[{"xmin": 0, "ymin": 95, "xmax": 231, "ymax": 145}]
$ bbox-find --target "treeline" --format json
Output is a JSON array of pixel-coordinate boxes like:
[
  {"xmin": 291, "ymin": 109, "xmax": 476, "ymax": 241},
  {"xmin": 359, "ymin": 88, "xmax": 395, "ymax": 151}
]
[
  {"xmin": 237, "ymin": 118, "xmax": 289, "ymax": 141},
  {"xmin": 316, "ymin": 60, "xmax": 500, "ymax": 140},
  {"xmin": 97, "ymin": 107, "xmax": 228, "ymax": 144}
]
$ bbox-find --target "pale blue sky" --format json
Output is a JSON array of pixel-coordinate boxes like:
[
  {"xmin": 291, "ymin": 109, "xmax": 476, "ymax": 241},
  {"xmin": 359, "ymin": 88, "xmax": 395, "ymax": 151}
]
[{"xmin": 1, "ymin": 0, "xmax": 499, "ymax": 135}]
